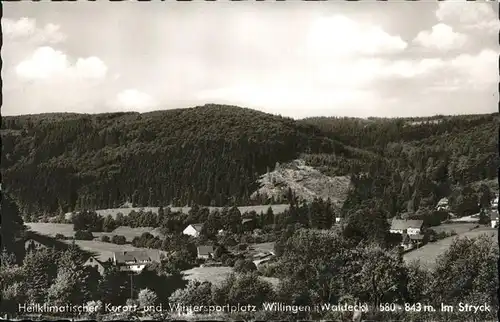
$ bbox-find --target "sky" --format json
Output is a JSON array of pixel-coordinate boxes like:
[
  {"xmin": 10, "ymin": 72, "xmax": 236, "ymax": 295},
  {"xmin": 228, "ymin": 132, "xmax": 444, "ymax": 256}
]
[{"xmin": 2, "ymin": 1, "xmax": 499, "ymax": 119}]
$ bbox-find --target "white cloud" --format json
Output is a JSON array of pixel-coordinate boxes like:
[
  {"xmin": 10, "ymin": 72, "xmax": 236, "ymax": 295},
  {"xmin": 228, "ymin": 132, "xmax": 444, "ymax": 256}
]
[
  {"xmin": 16, "ymin": 46, "xmax": 69, "ymax": 79},
  {"xmin": 75, "ymin": 57, "xmax": 108, "ymax": 79},
  {"xmin": 306, "ymin": 16, "xmax": 408, "ymax": 58},
  {"xmin": 15, "ymin": 46, "xmax": 108, "ymax": 80},
  {"xmin": 435, "ymin": 1, "xmax": 500, "ymax": 33},
  {"xmin": 2, "ymin": 17, "xmax": 66, "ymax": 43},
  {"xmin": 413, "ymin": 23, "xmax": 467, "ymax": 51},
  {"xmin": 113, "ymin": 89, "xmax": 157, "ymax": 110},
  {"xmin": 448, "ymin": 49, "xmax": 498, "ymax": 88}
]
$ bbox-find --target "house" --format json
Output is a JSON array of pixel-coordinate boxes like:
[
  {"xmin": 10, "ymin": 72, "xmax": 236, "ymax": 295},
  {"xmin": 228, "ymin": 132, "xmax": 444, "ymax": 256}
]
[
  {"xmin": 83, "ymin": 256, "xmax": 108, "ymax": 276},
  {"xmin": 335, "ymin": 217, "xmax": 342, "ymax": 224},
  {"xmin": 197, "ymin": 246, "xmax": 214, "ymax": 259},
  {"xmin": 436, "ymin": 198, "xmax": 449, "ymax": 211},
  {"xmin": 491, "ymin": 211, "xmax": 499, "ymax": 228},
  {"xmin": 112, "ymin": 250, "xmax": 161, "ymax": 273},
  {"xmin": 183, "ymin": 224, "xmax": 203, "ymax": 237},
  {"xmin": 390, "ymin": 219, "xmax": 423, "ymax": 235},
  {"xmin": 492, "ymin": 197, "xmax": 498, "ymax": 209},
  {"xmin": 241, "ymin": 218, "xmax": 255, "ymax": 231}
]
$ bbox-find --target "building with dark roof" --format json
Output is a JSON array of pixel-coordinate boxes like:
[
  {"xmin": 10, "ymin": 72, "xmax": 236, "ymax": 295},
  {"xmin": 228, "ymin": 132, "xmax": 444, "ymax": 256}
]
[
  {"xmin": 112, "ymin": 250, "xmax": 161, "ymax": 273},
  {"xmin": 389, "ymin": 219, "xmax": 423, "ymax": 235},
  {"xmin": 196, "ymin": 246, "xmax": 214, "ymax": 259}
]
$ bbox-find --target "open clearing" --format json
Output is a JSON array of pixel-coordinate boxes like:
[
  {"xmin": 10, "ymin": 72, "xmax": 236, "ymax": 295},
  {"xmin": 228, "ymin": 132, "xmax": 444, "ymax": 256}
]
[
  {"xmin": 26, "ymin": 223, "xmax": 162, "ymax": 242},
  {"xmin": 61, "ymin": 240, "xmax": 165, "ymax": 262},
  {"xmin": 431, "ymin": 223, "xmax": 479, "ymax": 235},
  {"xmin": 182, "ymin": 266, "xmax": 279, "ymax": 287},
  {"xmin": 403, "ymin": 227, "xmax": 497, "ymax": 269},
  {"xmin": 64, "ymin": 204, "xmax": 290, "ymax": 220}
]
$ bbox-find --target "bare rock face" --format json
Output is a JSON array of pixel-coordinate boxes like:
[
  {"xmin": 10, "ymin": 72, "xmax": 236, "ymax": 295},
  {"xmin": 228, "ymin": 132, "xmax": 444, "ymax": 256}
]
[{"xmin": 251, "ymin": 159, "xmax": 352, "ymax": 208}]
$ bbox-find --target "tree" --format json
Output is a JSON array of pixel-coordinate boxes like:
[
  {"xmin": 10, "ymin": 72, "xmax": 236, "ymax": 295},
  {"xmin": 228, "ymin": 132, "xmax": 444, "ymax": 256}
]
[
  {"xmin": 348, "ymin": 244, "xmax": 409, "ymax": 309},
  {"xmin": 169, "ymin": 280, "xmax": 214, "ymax": 308},
  {"xmin": 430, "ymin": 235, "xmax": 498, "ymax": 307},
  {"xmin": 0, "ymin": 193, "xmax": 25, "ymax": 262},
  {"xmin": 22, "ymin": 248, "xmax": 59, "ymax": 303},
  {"xmin": 102, "ymin": 215, "xmax": 117, "ymax": 232},
  {"xmin": 138, "ymin": 288, "xmax": 158, "ymax": 308},
  {"xmin": 342, "ymin": 207, "xmax": 390, "ymax": 247},
  {"xmin": 233, "ymin": 259, "xmax": 257, "ymax": 274},
  {"xmin": 477, "ymin": 184, "xmax": 492, "ymax": 209},
  {"xmin": 226, "ymin": 272, "xmax": 275, "ymax": 307},
  {"xmin": 449, "ymin": 186, "xmax": 480, "ymax": 217}
]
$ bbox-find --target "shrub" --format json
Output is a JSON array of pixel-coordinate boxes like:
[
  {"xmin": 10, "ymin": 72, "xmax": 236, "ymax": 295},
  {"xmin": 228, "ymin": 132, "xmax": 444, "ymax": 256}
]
[
  {"xmin": 111, "ymin": 235, "xmax": 126, "ymax": 245},
  {"xmin": 74, "ymin": 230, "xmax": 94, "ymax": 240},
  {"xmin": 100, "ymin": 235, "xmax": 110, "ymax": 242},
  {"xmin": 55, "ymin": 234, "xmax": 65, "ymax": 240}
]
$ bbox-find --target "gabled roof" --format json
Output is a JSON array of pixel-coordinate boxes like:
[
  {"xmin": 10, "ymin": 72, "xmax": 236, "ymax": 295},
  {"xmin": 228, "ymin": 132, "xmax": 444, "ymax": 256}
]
[
  {"xmin": 390, "ymin": 219, "xmax": 423, "ymax": 230},
  {"xmin": 437, "ymin": 198, "xmax": 448, "ymax": 205},
  {"xmin": 187, "ymin": 223, "xmax": 203, "ymax": 232},
  {"xmin": 113, "ymin": 250, "xmax": 160, "ymax": 264},
  {"xmin": 197, "ymin": 245, "xmax": 214, "ymax": 256}
]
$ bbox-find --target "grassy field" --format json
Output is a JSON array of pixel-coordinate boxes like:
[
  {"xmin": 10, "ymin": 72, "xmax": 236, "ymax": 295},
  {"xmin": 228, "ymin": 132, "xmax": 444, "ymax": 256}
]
[
  {"xmin": 26, "ymin": 223, "xmax": 162, "ymax": 242},
  {"xmin": 404, "ymin": 227, "xmax": 497, "ymax": 269},
  {"xmin": 62, "ymin": 240, "xmax": 157, "ymax": 262},
  {"xmin": 64, "ymin": 204, "xmax": 290, "ymax": 220},
  {"xmin": 182, "ymin": 266, "xmax": 279, "ymax": 287},
  {"xmin": 431, "ymin": 223, "xmax": 479, "ymax": 235}
]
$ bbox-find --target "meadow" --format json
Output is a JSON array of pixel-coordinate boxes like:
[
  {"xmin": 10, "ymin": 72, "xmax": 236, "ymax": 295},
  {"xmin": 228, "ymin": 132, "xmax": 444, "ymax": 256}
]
[
  {"xmin": 63, "ymin": 204, "xmax": 290, "ymax": 220},
  {"xmin": 26, "ymin": 222, "xmax": 162, "ymax": 242},
  {"xmin": 403, "ymin": 227, "xmax": 497, "ymax": 269},
  {"xmin": 182, "ymin": 266, "xmax": 279, "ymax": 287}
]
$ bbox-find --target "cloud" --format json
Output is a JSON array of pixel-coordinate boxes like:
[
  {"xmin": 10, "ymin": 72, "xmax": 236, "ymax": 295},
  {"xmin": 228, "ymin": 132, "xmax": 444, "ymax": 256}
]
[
  {"xmin": 112, "ymin": 89, "xmax": 157, "ymax": 111},
  {"xmin": 2, "ymin": 17, "xmax": 66, "ymax": 43},
  {"xmin": 306, "ymin": 16, "xmax": 408, "ymax": 58},
  {"xmin": 435, "ymin": 0, "xmax": 500, "ymax": 33},
  {"xmin": 413, "ymin": 23, "xmax": 467, "ymax": 51},
  {"xmin": 15, "ymin": 46, "xmax": 108, "ymax": 80}
]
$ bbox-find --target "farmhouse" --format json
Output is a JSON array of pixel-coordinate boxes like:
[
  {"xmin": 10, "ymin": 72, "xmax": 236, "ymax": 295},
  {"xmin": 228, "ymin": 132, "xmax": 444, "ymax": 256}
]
[
  {"xmin": 183, "ymin": 224, "xmax": 203, "ymax": 237},
  {"xmin": 436, "ymin": 198, "xmax": 449, "ymax": 211},
  {"xmin": 197, "ymin": 246, "xmax": 214, "ymax": 259},
  {"xmin": 491, "ymin": 211, "xmax": 499, "ymax": 228},
  {"xmin": 83, "ymin": 256, "xmax": 109, "ymax": 276},
  {"xmin": 112, "ymin": 250, "xmax": 161, "ymax": 273},
  {"xmin": 390, "ymin": 219, "xmax": 423, "ymax": 235}
]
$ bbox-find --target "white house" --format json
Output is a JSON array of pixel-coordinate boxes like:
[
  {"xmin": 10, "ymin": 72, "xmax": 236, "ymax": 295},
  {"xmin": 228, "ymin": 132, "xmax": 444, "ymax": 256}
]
[
  {"xmin": 84, "ymin": 256, "xmax": 108, "ymax": 276},
  {"xmin": 390, "ymin": 219, "xmax": 423, "ymax": 235},
  {"xmin": 196, "ymin": 246, "xmax": 214, "ymax": 259},
  {"xmin": 436, "ymin": 198, "xmax": 449, "ymax": 211},
  {"xmin": 183, "ymin": 224, "xmax": 203, "ymax": 237},
  {"xmin": 112, "ymin": 250, "xmax": 160, "ymax": 273},
  {"xmin": 491, "ymin": 211, "xmax": 499, "ymax": 229}
]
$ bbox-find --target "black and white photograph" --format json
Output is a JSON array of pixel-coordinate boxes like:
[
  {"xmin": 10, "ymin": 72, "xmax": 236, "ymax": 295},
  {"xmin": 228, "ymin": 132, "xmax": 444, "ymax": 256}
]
[{"xmin": 1, "ymin": 1, "xmax": 499, "ymax": 321}]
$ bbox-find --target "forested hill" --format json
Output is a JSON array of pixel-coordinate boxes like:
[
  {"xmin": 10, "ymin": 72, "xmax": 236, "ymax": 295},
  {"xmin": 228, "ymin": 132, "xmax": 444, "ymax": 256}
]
[
  {"xmin": 301, "ymin": 113, "xmax": 498, "ymax": 217},
  {"xmin": 2, "ymin": 104, "xmax": 351, "ymax": 215},
  {"xmin": 2, "ymin": 105, "xmax": 497, "ymax": 218}
]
